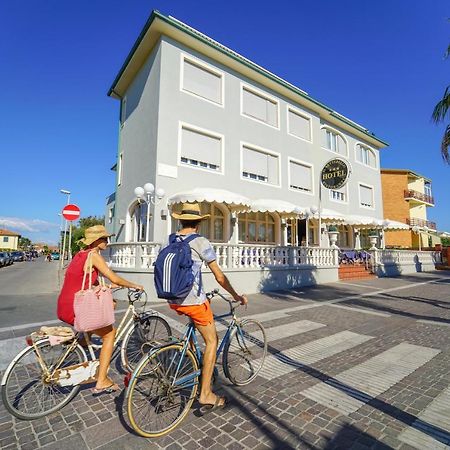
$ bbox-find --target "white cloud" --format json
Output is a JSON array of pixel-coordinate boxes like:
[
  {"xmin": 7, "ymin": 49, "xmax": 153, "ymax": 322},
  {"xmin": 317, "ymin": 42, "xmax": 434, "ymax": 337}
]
[{"xmin": 0, "ymin": 217, "xmax": 59, "ymax": 233}]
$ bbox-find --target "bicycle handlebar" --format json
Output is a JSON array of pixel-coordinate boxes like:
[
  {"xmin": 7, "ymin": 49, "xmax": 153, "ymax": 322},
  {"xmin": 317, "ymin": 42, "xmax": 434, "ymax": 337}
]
[{"xmin": 206, "ymin": 289, "xmax": 243, "ymax": 311}]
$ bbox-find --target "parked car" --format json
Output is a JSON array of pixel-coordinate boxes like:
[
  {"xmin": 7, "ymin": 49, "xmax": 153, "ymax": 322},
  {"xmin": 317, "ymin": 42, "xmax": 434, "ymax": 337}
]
[
  {"xmin": 11, "ymin": 251, "xmax": 25, "ymax": 262},
  {"xmin": 0, "ymin": 252, "xmax": 7, "ymax": 267},
  {"xmin": 51, "ymin": 252, "xmax": 60, "ymax": 260}
]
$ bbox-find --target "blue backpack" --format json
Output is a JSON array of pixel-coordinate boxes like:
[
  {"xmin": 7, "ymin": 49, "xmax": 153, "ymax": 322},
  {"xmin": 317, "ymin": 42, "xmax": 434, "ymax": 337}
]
[{"xmin": 154, "ymin": 233, "xmax": 201, "ymax": 300}]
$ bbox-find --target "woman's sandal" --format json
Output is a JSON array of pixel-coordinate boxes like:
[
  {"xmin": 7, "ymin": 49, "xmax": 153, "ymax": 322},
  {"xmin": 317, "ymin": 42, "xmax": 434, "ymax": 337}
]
[
  {"xmin": 91, "ymin": 382, "xmax": 120, "ymax": 396},
  {"xmin": 198, "ymin": 396, "xmax": 228, "ymax": 416}
]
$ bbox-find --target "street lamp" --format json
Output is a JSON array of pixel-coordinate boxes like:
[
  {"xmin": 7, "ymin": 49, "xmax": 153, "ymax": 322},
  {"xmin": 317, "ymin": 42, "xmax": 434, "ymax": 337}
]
[
  {"xmin": 381, "ymin": 219, "xmax": 390, "ymax": 250},
  {"xmin": 60, "ymin": 189, "xmax": 71, "ymax": 266},
  {"xmin": 134, "ymin": 183, "xmax": 165, "ymax": 242},
  {"xmin": 307, "ymin": 206, "xmax": 319, "ymax": 247}
]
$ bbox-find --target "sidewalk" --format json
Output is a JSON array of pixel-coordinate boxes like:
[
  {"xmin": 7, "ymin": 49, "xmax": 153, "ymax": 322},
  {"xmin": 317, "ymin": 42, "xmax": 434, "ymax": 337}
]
[{"xmin": 1, "ymin": 272, "xmax": 450, "ymax": 449}]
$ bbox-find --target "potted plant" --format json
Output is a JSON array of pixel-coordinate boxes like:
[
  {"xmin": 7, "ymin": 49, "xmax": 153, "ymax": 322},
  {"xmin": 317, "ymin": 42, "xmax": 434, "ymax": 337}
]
[
  {"xmin": 368, "ymin": 229, "xmax": 378, "ymax": 250},
  {"xmin": 328, "ymin": 225, "xmax": 339, "ymax": 248}
]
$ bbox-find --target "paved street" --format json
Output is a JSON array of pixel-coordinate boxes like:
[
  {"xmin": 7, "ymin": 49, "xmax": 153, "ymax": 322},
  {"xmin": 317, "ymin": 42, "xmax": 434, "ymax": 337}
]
[{"xmin": 1, "ymin": 263, "xmax": 450, "ymax": 449}]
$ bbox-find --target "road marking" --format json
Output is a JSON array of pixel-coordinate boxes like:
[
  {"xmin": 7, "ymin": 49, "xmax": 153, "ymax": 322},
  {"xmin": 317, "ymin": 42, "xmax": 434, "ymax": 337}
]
[
  {"xmin": 328, "ymin": 304, "xmax": 391, "ymax": 317},
  {"xmin": 302, "ymin": 343, "xmax": 440, "ymax": 415},
  {"xmin": 257, "ymin": 331, "xmax": 373, "ymax": 381},
  {"xmin": 336, "ymin": 281, "xmax": 379, "ymax": 289},
  {"xmin": 417, "ymin": 319, "xmax": 450, "ymax": 328},
  {"xmin": 398, "ymin": 386, "xmax": 450, "ymax": 449}
]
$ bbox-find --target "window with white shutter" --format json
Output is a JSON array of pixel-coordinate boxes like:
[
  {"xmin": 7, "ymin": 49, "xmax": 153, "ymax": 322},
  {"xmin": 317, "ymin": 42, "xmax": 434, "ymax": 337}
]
[
  {"xmin": 321, "ymin": 127, "xmax": 347, "ymax": 156},
  {"xmin": 359, "ymin": 184, "xmax": 374, "ymax": 208},
  {"xmin": 355, "ymin": 144, "xmax": 377, "ymax": 168},
  {"xmin": 288, "ymin": 109, "xmax": 311, "ymax": 141},
  {"xmin": 289, "ymin": 160, "xmax": 313, "ymax": 192},
  {"xmin": 242, "ymin": 145, "xmax": 279, "ymax": 185},
  {"xmin": 182, "ymin": 58, "xmax": 223, "ymax": 105},
  {"xmin": 180, "ymin": 125, "xmax": 222, "ymax": 172},
  {"xmin": 242, "ymin": 86, "xmax": 278, "ymax": 127}
]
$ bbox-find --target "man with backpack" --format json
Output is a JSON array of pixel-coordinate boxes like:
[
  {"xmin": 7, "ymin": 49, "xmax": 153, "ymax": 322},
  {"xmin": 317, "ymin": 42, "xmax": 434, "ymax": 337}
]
[{"xmin": 154, "ymin": 202, "xmax": 247, "ymax": 411}]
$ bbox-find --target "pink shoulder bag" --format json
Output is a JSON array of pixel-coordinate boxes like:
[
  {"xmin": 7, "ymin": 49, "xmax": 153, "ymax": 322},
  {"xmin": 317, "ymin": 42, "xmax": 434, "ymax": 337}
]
[{"xmin": 73, "ymin": 252, "xmax": 115, "ymax": 332}]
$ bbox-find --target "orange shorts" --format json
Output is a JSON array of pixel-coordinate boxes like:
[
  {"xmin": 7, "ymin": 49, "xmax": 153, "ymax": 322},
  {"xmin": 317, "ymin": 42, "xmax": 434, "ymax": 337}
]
[{"xmin": 169, "ymin": 301, "xmax": 214, "ymax": 326}]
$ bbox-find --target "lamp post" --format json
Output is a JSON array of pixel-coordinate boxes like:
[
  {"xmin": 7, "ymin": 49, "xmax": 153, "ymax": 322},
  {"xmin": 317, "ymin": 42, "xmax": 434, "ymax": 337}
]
[
  {"xmin": 381, "ymin": 219, "xmax": 390, "ymax": 250},
  {"xmin": 134, "ymin": 183, "xmax": 165, "ymax": 242},
  {"xmin": 412, "ymin": 225, "xmax": 421, "ymax": 251},
  {"xmin": 60, "ymin": 189, "xmax": 71, "ymax": 268},
  {"xmin": 308, "ymin": 206, "xmax": 319, "ymax": 247}
]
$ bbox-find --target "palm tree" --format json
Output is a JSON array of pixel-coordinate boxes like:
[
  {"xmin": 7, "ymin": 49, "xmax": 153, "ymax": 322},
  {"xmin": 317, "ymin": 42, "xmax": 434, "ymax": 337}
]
[{"xmin": 431, "ymin": 43, "xmax": 450, "ymax": 164}]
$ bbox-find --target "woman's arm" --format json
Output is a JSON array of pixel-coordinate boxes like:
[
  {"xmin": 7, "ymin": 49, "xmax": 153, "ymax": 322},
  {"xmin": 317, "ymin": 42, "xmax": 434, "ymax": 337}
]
[{"xmin": 91, "ymin": 252, "xmax": 143, "ymax": 290}]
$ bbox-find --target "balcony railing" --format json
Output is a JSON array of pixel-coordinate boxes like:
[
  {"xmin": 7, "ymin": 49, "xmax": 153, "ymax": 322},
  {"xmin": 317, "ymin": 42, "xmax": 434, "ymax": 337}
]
[
  {"xmin": 406, "ymin": 218, "xmax": 436, "ymax": 230},
  {"xmin": 404, "ymin": 189, "xmax": 434, "ymax": 205}
]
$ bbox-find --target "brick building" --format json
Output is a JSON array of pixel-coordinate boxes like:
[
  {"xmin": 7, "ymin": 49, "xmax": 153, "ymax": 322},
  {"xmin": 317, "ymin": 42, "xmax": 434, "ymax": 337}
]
[{"xmin": 381, "ymin": 169, "xmax": 440, "ymax": 249}]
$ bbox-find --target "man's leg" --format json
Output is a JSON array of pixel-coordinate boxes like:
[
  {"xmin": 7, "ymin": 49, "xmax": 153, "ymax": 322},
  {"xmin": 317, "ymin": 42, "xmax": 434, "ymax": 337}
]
[{"xmin": 195, "ymin": 322, "xmax": 225, "ymax": 406}]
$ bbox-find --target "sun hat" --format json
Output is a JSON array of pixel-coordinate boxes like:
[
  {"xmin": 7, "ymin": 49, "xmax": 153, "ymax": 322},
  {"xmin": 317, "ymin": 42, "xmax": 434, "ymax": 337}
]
[
  {"xmin": 80, "ymin": 225, "xmax": 113, "ymax": 246},
  {"xmin": 171, "ymin": 202, "xmax": 210, "ymax": 221}
]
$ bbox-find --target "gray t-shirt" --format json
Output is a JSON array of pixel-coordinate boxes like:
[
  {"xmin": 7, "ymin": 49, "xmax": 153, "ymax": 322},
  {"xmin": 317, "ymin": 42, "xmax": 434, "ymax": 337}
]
[{"xmin": 163, "ymin": 233, "xmax": 216, "ymax": 306}]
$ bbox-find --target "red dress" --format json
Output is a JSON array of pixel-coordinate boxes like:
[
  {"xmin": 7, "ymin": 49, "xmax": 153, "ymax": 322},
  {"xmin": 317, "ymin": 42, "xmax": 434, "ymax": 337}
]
[{"xmin": 57, "ymin": 250, "xmax": 98, "ymax": 326}]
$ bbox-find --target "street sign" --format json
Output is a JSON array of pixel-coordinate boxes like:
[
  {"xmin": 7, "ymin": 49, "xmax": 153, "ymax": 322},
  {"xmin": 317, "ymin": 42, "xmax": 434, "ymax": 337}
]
[
  {"xmin": 320, "ymin": 158, "xmax": 350, "ymax": 190},
  {"xmin": 62, "ymin": 204, "xmax": 81, "ymax": 221}
]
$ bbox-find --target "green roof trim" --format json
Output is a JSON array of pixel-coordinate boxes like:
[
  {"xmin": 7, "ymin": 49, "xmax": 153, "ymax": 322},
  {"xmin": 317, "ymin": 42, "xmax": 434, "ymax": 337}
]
[{"xmin": 108, "ymin": 10, "xmax": 388, "ymax": 147}]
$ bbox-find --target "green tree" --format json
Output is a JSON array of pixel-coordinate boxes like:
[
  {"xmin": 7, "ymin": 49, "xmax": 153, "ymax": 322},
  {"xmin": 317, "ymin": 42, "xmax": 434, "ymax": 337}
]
[
  {"xmin": 432, "ymin": 38, "xmax": 450, "ymax": 163},
  {"xmin": 18, "ymin": 237, "xmax": 32, "ymax": 249},
  {"xmin": 70, "ymin": 216, "xmax": 105, "ymax": 255}
]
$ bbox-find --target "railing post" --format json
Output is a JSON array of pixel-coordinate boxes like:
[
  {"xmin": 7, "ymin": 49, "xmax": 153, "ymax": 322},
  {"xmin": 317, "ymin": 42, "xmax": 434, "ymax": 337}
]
[
  {"xmin": 136, "ymin": 244, "xmax": 143, "ymax": 270},
  {"xmin": 333, "ymin": 248, "xmax": 339, "ymax": 266},
  {"xmin": 288, "ymin": 247, "xmax": 295, "ymax": 266}
]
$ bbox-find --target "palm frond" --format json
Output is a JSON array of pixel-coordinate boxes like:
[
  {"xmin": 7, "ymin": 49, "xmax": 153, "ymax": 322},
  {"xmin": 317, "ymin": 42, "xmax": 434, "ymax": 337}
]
[
  {"xmin": 432, "ymin": 85, "xmax": 450, "ymax": 123},
  {"xmin": 442, "ymin": 124, "xmax": 450, "ymax": 164},
  {"xmin": 445, "ymin": 44, "xmax": 450, "ymax": 59}
]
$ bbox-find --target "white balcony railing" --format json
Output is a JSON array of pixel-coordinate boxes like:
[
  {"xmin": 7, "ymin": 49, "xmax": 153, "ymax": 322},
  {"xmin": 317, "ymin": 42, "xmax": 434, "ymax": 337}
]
[
  {"xmin": 371, "ymin": 249, "xmax": 442, "ymax": 266},
  {"xmin": 108, "ymin": 242, "xmax": 339, "ymax": 271}
]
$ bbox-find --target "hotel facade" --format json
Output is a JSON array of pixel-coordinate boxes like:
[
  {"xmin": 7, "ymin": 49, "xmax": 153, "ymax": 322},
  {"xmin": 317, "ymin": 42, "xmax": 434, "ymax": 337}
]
[{"xmin": 104, "ymin": 11, "xmax": 437, "ymax": 293}]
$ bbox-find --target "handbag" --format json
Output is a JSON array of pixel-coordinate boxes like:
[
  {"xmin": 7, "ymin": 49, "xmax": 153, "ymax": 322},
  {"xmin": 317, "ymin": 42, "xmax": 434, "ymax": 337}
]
[{"xmin": 73, "ymin": 252, "xmax": 115, "ymax": 332}]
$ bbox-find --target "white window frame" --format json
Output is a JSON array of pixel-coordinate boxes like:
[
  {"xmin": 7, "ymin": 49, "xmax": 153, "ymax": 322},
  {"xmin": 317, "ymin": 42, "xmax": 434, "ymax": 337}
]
[
  {"xmin": 240, "ymin": 141, "xmax": 281, "ymax": 188},
  {"xmin": 179, "ymin": 53, "xmax": 225, "ymax": 107},
  {"xmin": 329, "ymin": 184, "xmax": 349, "ymax": 204},
  {"xmin": 287, "ymin": 157, "xmax": 314, "ymax": 196},
  {"xmin": 117, "ymin": 153, "xmax": 123, "ymax": 186},
  {"xmin": 320, "ymin": 125, "xmax": 348, "ymax": 157},
  {"xmin": 178, "ymin": 122, "xmax": 225, "ymax": 176},
  {"xmin": 358, "ymin": 182, "xmax": 375, "ymax": 210},
  {"xmin": 240, "ymin": 82, "xmax": 280, "ymax": 130},
  {"xmin": 354, "ymin": 142, "xmax": 377, "ymax": 170},
  {"xmin": 120, "ymin": 96, "xmax": 127, "ymax": 127},
  {"xmin": 287, "ymin": 106, "xmax": 313, "ymax": 143}
]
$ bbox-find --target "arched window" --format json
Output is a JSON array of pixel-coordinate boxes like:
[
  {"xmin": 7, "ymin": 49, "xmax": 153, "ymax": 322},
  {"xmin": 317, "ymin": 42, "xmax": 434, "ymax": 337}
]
[
  {"xmin": 129, "ymin": 201, "xmax": 149, "ymax": 242},
  {"xmin": 321, "ymin": 127, "xmax": 347, "ymax": 156},
  {"xmin": 238, "ymin": 212, "xmax": 276, "ymax": 244},
  {"xmin": 171, "ymin": 202, "xmax": 226, "ymax": 242},
  {"xmin": 336, "ymin": 225, "xmax": 351, "ymax": 248},
  {"xmin": 355, "ymin": 144, "xmax": 377, "ymax": 168}
]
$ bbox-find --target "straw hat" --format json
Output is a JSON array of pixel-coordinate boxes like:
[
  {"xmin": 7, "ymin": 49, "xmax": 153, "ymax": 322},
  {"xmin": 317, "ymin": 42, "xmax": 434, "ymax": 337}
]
[
  {"xmin": 80, "ymin": 225, "xmax": 113, "ymax": 246},
  {"xmin": 171, "ymin": 202, "xmax": 210, "ymax": 221}
]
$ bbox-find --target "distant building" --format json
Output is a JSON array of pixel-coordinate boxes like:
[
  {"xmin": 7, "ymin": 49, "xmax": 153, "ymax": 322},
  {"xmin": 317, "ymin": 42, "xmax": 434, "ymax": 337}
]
[
  {"xmin": 0, "ymin": 229, "xmax": 21, "ymax": 250},
  {"xmin": 381, "ymin": 169, "xmax": 440, "ymax": 249}
]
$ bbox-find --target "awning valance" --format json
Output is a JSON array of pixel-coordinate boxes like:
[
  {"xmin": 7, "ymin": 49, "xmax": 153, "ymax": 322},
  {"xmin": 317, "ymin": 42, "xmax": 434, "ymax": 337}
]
[
  {"xmin": 250, "ymin": 199, "xmax": 303, "ymax": 217},
  {"xmin": 168, "ymin": 188, "xmax": 251, "ymax": 209},
  {"xmin": 308, "ymin": 208, "xmax": 346, "ymax": 223},
  {"xmin": 345, "ymin": 215, "xmax": 410, "ymax": 230}
]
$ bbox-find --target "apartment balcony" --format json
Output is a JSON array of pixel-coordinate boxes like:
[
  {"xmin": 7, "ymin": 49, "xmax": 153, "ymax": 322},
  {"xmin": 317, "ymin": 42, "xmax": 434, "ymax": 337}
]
[
  {"xmin": 406, "ymin": 218, "xmax": 436, "ymax": 230},
  {"xmin": 404, "ymin": 189, "xmax": 434, "ymax": 205}
]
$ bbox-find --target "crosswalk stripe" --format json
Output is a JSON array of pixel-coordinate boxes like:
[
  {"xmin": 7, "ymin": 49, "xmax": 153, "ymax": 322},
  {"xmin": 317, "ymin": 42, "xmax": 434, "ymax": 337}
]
[
  {"xmin": 257, "ymin": 331, "xmax": 373, "ymax": 381},
  {"xmin": 302, "ymin": 343, "xmax": 440, "ymax": 415},
  {"xmin": 398, "ymin": 386, "xmax": 450, "ymax": 449}
]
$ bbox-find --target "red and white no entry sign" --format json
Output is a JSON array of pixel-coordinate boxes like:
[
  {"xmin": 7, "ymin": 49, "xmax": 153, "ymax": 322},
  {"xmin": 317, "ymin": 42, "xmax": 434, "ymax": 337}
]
[{"xmin": 62, "ymin": 204, "xmax": 81, "ymax": 221}]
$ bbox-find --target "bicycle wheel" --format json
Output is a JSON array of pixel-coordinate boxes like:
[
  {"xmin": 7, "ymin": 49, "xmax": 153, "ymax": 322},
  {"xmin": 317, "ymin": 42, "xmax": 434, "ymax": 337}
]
[
  {"xmin": 121, "ymin": 314, "xmax": 172, "ymax": 372},
  {"xmin": 1, "ymin": 339, "xmax": 86, "ymax": 420},
  {"xmin": 223, "ymin": 319, "xmax": 267, "ymax": 386},
  {"xmin": 127, "ymin": 344, "xmax": 199, "ymax": 438}
]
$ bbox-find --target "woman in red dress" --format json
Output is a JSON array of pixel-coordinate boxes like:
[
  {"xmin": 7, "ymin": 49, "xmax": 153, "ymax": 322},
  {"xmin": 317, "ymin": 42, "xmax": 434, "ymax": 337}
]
[{"xmin": 57, "ymin": 225, "xmax": 143, "ymax": 394}]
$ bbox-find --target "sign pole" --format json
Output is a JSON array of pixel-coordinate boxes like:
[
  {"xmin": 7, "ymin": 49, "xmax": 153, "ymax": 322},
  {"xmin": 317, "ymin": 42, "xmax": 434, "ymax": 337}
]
[
  {"xmin": 61, "ymin": 204, "xmax": 81, "ymax": 265},
  {"xmin": 61, "ymin": 219, "xmax": 68, "ymax": 269}
]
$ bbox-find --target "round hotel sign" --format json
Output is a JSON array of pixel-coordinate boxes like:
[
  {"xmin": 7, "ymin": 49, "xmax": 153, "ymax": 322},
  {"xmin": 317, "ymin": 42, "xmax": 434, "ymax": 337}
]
[{"xmin": 320, "ymin": 158, "xmax": 350, "ymax": 190}]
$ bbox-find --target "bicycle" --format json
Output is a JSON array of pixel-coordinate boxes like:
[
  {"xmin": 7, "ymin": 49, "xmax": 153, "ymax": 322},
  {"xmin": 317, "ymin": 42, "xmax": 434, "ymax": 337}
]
[
  {"xmin": 1, "ymin": 288, "xmax": 172, "ymax": 420},
  {"xmin": 125, "ymin": 289, "xmax": 267, "ymax": 438}
]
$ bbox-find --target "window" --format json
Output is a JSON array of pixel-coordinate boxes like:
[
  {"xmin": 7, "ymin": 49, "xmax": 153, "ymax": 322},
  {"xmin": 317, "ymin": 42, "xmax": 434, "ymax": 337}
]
[
  {"xmin": 356, "ymin": 144, "xmax": 376, "ymax": 168},
  {"xmin": 120, "ymin": 97, "xmax": 127, "ymax": 125},
  {"xmin": 242, "ymin": 86, "xmax": 278, "ymax": 127},
  {"xmin": 289, "ymin": 159, "xmax": 313, "ymax": 193},
  {"xmin": 3, "ymin": 237, "xmax": 8, "ymax": 243},
  {"xmin": 108, "ymin": 206, "xmax": 115, "ymax": 224},
  {"xmin": 117, "ymin": 153, "xmax": 123, "ymax": 186},
  {"xmin": 181, "ymin": 57, "xmax": 223, "ymax": 105},
  {"xmin": 359, "ymin": 184, "xmax": 374, "ymax": 208},
  {"xmin": 321, "ymin": 127, "xmax": 347, "ymax": 155},
  {"xmin": 424, "ymin": 182, "xmax": 432, "ymax": 198},
  {"xmin": 238, "ymin": 212, "xmax": 275, "ymax": 243},
  {"xmin": 242, "ymin": 145, "xmax": 279, "ymax": 185},
  {"xmin": 337, "ymin": 225, "xmax": 351, "ymax": 248},
  {"xmin": 171, "ymin": 202, "xmax": 225, "ymax": 242},
  {"xmin": 288, "ymin": 108, "xmax": 311, "ymax": 141},
  {"xmin": 330, "ymin": 189, "xmax": 346, "ymax": 202},
  {"xmin": 180, "ymin": 125, "xmax": 223, "ymax": 172}
]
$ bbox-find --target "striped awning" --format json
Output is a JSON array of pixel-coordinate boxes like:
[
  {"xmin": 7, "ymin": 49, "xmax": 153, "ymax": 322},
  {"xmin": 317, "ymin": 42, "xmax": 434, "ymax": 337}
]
[
  {"xmin": 168, "ymin": 188, "xmax": 251, "ymax": 209},
  {"xmin": 250, "ymin": 199, "xmax": 303, "ymax": 217}
]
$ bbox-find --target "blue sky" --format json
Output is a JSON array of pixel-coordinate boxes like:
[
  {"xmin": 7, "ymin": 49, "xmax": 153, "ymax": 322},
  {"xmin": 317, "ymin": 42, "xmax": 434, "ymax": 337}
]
[{"xmin": 0, "ymin": 1, "xmax": 448, "ymax": 244}]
